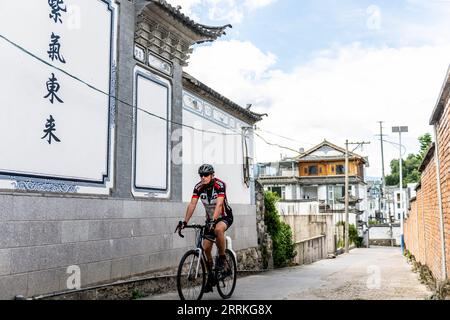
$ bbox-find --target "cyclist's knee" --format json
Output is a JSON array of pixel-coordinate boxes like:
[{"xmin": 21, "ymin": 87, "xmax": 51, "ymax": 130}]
[{"xmin": 215, "ymin": 228, "xmax": 225, "ymax": 236}]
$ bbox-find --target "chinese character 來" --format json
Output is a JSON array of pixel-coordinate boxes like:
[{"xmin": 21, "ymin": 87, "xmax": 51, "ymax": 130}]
[{"xmin": 41, "ymin": 115, "xmax": 61, "ymax": 144}]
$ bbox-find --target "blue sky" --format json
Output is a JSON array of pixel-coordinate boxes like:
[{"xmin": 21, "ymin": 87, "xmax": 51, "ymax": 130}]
[
  {"xmin": 172, "ymin": 0, "xmax": 450, "ymax": 177},
  {"xmin": 184, "ymin": 0, "xmax": 450, "ymax": 70}
]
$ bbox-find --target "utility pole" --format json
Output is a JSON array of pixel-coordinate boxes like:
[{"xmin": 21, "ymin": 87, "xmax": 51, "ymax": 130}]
[
  {"xmin": 345, "ymin": 140, "xmax": 349, "ymax": 253},
  {"xmin": 392, "ymin": 126, "xmax": 408, "ymax": 254},
  {"xmin": 378, "ymin": 121, "xmax": 387, "ymax": 222},
  {"xmin": 345, "ymin": 140, "xmax": 371, "ymax": 254}
]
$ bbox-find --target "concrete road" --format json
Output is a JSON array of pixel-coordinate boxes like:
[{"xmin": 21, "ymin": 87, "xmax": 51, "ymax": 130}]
[{"xmin": 144, "ymin": 247, "xmax": 432, "ymax": 300}]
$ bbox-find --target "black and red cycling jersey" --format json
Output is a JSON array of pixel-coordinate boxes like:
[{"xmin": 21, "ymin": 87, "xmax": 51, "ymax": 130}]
[{"xmin": 192, "ymin": 178, "xmax": 233, "ymax": 220}]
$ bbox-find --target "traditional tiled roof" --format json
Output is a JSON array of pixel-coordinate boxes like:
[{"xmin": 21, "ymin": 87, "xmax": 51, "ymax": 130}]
[
  {"xmin": 297, "ymin": 140, "xmax": 367, "ymax": 163},
  {"xmin": 146, "ymin": 0, "xmax": 232, "ymax": 42},
  {"xmin": 183, "ymin": 72, "xmax": 267, "ymax": 123},
  {"xmin": 430, "ymin": 66, "xmax": 450, "ymax": 125},
  {"xmin": 257, "ymin": 176, "xmax": 300, "ymax": 185},
  {"xmin": 258, "ymin": 175, "xmax": 365, "ymax": 186},
  {"xmin": 418, "ymin": 142, "xmax": 435, "ymax": 172}
]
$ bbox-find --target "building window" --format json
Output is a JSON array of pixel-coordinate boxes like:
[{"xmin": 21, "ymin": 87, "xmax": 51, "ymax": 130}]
[
  {"xmin": 336, "ymin": 165, "xmax": 345, "ymax": 174},
  {"xmin": 331, "ymin": 166, "xmax": 335, "ymax": 173},
  {"xmin": 397, "ymin": 203, "xmax": 401, "ymax": 209},
  {"xmin": 308, "ymin": 165, "xmax": 318, "ymax": 175},
  {"xmin": 319, "ymin": 167, "xmax": 322, "ymax": 174},
  {"xmin": 397, "ymin": 193, "xmax": 400, "ymax": 202}
]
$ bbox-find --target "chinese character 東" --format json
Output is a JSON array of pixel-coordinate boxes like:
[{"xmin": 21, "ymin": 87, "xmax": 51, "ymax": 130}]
[
  {"xmin": 44, "ymin": 73, "xmax": 63, "ymax": 104},
  {"xmin": 48, "ymin": 0, "xmax": 67, "ymax": 24},
  {"xmin": 41, "ymin": 115, "xmax": 61, "ymax": 145},
  {"xmin": 47, "ymin": 32, "xmax": 66, "ymax": 63}
]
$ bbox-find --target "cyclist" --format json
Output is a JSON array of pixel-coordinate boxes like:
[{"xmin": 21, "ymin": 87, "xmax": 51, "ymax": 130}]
[{"xmin": 180, "ymin": 164, "xmax": 233, "ymax": 292}]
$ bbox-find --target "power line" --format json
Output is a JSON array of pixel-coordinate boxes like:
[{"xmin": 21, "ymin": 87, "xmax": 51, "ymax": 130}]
[
  {"xmin": 255, "ymin": 127, "xmax": 316, "ymax": 146},
  {"xmin": 0, "ymin": 32, "xmax": 369, "ymax": 161},
  {"xmin": 0, "ymin": 33, "xmax": 242, "ymax": 138}
]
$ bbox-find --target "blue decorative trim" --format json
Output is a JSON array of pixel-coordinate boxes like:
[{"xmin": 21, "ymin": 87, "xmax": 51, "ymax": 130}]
[
  {"xmin": 110, "ymin": 61, "xmax": 117, "ymax": 128},
  {"xmin": 182, "ymin": 90, "xmax": 243, "ymax": 130},
  {"xmin": 12, "ymin": 177, "xmax": 79, "ymax": 193}
]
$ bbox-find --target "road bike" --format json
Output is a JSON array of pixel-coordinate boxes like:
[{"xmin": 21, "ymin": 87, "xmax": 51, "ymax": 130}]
[{"xmin": 174, "ymin": 221, "xmax": 237, "ymax": 300}]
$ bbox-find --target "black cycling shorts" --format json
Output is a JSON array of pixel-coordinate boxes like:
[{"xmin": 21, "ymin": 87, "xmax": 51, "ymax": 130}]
[{"xmin": 205, "ymin": 215, "xmax": 233, "ymax": 239}]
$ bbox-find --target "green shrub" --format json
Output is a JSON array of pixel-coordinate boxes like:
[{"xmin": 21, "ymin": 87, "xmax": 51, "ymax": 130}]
[
  {"xmin": 336, "ymin": 222, "xmax": 364, "ymax": 248},
  {"xmin": 264, "ymin": 191, "xmax": 296, "ymax": 267},
  {"xmin": 131, "ymin": 289, "xmax": 144, "ymax": 300}
]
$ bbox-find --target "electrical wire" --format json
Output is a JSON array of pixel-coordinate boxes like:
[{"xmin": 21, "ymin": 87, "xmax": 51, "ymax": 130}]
[
  {"xmin": 0, "ymin": 32, "xmax": 368, "ymax": 160},
  {"xmin": 0, "ymin": 33, "xmax": 242, "ymax": 138}
]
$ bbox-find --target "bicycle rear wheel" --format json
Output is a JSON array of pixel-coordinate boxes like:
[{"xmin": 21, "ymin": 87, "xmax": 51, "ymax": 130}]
[
  {"xmin": 217, "ymin": 249, "xmax": 237, "ymax": 299},
  {"xmin": 177, "ymin": 250, "xmax": 206, "ymax": 300}
]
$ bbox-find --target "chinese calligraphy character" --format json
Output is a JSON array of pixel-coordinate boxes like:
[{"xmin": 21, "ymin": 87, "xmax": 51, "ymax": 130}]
[
  {"xmin": 44, "ymin": 73, "xmax": 63, "ymax": 104},
  {"xmin": 47, "ymin": 32, "xmax": 66, "ymax": 63},
  {"xmin": 48, "ymin": 0, "xmax": 67, "ymax": 24},
  {"xmin": 41, "ymin": 115, "xmax": 61, "ymax": 144}
]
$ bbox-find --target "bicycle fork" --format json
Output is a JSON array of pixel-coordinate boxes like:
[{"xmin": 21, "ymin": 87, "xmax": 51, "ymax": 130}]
[{"xmin": 188, "ymin": 248, "xmax": 203, "ymax": 279}]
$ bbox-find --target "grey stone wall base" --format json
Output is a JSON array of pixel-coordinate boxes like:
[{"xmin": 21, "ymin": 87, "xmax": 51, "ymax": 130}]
[{"xmin": 35, "ymin": 247, "xmax": 265, "ymax": 300}]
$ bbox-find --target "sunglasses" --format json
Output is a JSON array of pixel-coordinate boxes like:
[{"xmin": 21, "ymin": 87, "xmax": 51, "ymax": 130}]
[{"xmin": 199, "ymin": 173, "xmax": 211, "ymax": 178}]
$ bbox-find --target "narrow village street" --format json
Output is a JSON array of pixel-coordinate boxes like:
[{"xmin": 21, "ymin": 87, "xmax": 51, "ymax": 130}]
[
  {"xmin": 2, "ymin": 1, "xmax": 450, "ymax": 303},
  {"xmin": 145, "ymin": 247, "xmax": 432, "ymax": 300}
]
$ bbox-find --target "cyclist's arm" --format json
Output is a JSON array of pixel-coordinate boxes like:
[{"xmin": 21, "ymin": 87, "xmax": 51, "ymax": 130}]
[
  {"xmin": 184, "ymin": 196, "xmax": 199, "ymax": 224},
  {"xmin": 212, "ymin": 196, "xmax": 225, "ymax": 221}
]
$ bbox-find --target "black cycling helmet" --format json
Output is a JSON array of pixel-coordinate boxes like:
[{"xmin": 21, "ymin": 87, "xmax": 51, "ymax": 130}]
[{"xmin": 198, "ymin": 164, "xmax": 214, "ymax": 175}]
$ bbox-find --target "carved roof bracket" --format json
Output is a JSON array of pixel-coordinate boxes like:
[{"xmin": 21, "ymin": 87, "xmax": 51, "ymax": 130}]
[{"xmin": 135, "ymin": 0, "xmax": 231, "ymax": 66}]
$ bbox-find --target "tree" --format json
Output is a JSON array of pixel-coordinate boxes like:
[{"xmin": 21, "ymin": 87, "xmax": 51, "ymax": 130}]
[
  {"xmin": 418, "ymin": 133, "xmax": 432, "ymax": 160},
  {"xmin": 385, "ymin": 133, "xmax": 431, "ymax": 186}
]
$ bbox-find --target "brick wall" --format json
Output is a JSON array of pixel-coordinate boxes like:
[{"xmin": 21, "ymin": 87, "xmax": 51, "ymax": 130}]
[
  {"xmin": 435, "ymin": 97, "xmax": 450, "ymax": 278},
  {"xmin": 405, "ymin": 88, "xmax": 450, "ymax": 282},
  {"xmin": 405, "ymin": 148, "xmax": 444, "ymax": 281}
]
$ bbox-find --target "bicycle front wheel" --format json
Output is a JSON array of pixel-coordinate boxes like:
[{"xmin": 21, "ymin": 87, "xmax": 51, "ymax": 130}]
[
  {"xmin": 217, "ymin": 249, "xmax": 237, "ymax": 299},
  {"xmin": 176, "ymin": 250, "xmax": 206, "ymax": 300}
]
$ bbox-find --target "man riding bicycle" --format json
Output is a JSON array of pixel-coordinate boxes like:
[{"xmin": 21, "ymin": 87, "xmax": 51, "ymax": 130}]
[{"xmin": 180, "ymin": 164, "xmax": 233, "ymax": 292}]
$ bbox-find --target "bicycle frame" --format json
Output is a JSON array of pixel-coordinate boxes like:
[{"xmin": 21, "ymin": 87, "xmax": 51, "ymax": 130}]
[{"xmin": 186, "ymin": 225, "xmax": 211, "ymax": 279}]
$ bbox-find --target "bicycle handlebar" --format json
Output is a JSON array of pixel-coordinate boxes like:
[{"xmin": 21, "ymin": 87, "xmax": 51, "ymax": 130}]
[{"xmin": 174, "ymin": 221, "xmax": 206, "ymax": 238}]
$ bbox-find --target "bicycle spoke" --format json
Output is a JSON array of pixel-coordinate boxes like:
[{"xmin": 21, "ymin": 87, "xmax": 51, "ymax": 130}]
[{"xmin": 177, "ymin": 251, "xmax": 206, "ymax": 300}]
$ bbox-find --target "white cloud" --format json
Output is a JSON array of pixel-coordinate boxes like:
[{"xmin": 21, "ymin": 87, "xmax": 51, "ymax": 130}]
[
  {"xmin": 186, "ymin": 40, "xmax": 450, "ymax": 177},
  {"xmin": 167, "ymin": 0, "xmax": 277, "ymax": 24},
  {"xmin": 243, "ymin": 0, "xmax": 277, "ymax": 10}
]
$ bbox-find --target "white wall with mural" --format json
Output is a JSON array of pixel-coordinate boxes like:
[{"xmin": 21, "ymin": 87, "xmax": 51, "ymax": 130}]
[
  {"xmin": 0, "ymin": 0, "xmax": 117, "ymax": 194},
  {"xmin": 181, "ymin": 90, "xmax": 253, "ymax": 205}
]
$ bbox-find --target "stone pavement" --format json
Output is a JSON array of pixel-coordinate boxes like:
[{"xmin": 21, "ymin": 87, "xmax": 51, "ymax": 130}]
[{"xmin": 144, "ymin": 247, "xmax": 432, "ymax": 300}]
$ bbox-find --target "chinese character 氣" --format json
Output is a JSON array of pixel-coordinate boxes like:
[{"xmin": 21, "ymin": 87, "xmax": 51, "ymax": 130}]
[
  {"xmin": 48, "ymin": 0, "xmax": 67, "ymax": 24},
  {"xmin": 41, "ymin": 115, "xmax": 61, "ymax": 144},
  {"xmin": 47, "ymin": 32, "xmax": 66, "ymax": 63},
  {"xmin": 44, "ymin": 73, "xmax": 64, "ymax": 104}
]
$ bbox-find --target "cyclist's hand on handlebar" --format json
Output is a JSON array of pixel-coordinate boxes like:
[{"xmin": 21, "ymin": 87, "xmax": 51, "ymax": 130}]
[
  {"xmin": 175, "ymin": 220, "xmax": 186, "ymax": 238},
  {"xmin": 175, "ymin": 220, "xmax": 182, "ymax": 233}
]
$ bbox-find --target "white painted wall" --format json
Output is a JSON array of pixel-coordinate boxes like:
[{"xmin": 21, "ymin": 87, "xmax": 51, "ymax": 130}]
[
  {"xmin": 369, "ymin": 225, "xmax": 401, "ymax": 245},
  {"xmin": 182, "ymin": 91, "xmax": 253, "ymax": 205},
  {"xmin": 318, "ymin": 185, "xmax": 327, "ymax": 201},
  {"xmin": 132, "ymin": 69, "xmax": 171, "ymax": 198},
  {"xmin": 276, "ymin": 201, "xmax": 320, "ymax": 215},
  {"xmin": 0, "ymin": 0, "xmax": 118, "ymax": 194},
  {"xmin": 393, "ymin": 189, "xmax": 407, "ymax": 221}
]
